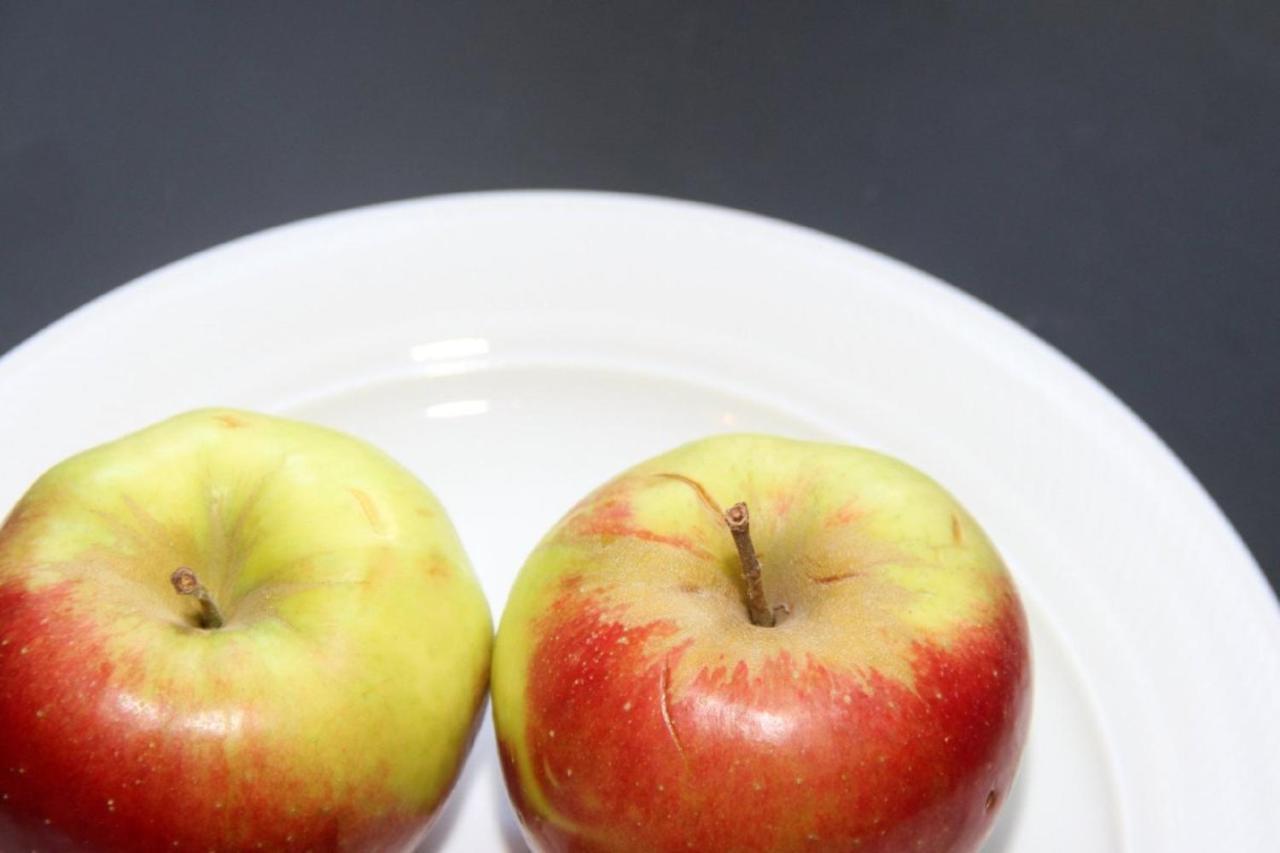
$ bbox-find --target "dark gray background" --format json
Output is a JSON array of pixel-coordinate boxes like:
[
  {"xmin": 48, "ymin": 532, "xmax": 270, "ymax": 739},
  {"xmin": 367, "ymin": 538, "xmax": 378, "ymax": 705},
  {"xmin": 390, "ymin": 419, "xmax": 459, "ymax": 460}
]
[{"xmin": 2, "ymin": 2, "xmax": 1277, "ymax": 594}]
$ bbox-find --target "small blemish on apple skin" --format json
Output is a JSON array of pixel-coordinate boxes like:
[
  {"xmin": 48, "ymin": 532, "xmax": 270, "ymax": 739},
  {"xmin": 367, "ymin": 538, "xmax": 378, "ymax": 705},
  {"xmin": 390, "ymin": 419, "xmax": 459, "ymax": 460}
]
[
  {"xmin": 349, "ymin": 488, "xmax": 386, "ymax": 535},
  {"xmin": 951, "ymin": 513, "xmax": 965, "ymax": 544},
  {"xmin": 810, "ymin": 572, "xmax": 858, "ymax": 586},
  {"xmin": 985, "ymin": 789, "xmax": 999, "ymax": 812}
]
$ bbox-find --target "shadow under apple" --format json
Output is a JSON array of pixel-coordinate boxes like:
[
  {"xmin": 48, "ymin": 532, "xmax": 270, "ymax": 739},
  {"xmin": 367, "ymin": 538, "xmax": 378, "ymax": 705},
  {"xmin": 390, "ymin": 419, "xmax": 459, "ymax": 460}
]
[{"xmin": 416, "ymin": 713, "xmax": 527, "ymax": 853}]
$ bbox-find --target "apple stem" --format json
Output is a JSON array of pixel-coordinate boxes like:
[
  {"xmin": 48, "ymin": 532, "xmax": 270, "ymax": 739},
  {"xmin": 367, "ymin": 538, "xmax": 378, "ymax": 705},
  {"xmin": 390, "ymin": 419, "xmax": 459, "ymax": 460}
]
[
  {"xmin": 170, "ymin": 567, "xmax": 225, "ymax": 629},
  {"xmin": 724, "ymin": 502, "xmax": 775, "ymax": 628}
]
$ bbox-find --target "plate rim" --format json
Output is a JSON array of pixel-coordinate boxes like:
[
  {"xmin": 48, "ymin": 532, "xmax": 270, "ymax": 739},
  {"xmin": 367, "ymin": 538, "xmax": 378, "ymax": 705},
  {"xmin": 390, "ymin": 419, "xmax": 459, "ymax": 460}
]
[
  {"xmin": 3, "ymin": 189, "xmax": 1271, "ymax": 611},
  {"xmin": 2, "ymin": 189, "xmax": 1278, "ymax": 851}
]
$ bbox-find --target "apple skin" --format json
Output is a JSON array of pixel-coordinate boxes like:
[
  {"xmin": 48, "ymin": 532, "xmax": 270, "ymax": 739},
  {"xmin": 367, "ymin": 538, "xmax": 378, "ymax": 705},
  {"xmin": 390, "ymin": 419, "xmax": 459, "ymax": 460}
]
[
  {"xmin": 492, "ymin": 435, "xmax": 1031, "ymax": 852},
  {"xmin": 0, "ymin": 409, "xmax": 493, "ymax": 851}
]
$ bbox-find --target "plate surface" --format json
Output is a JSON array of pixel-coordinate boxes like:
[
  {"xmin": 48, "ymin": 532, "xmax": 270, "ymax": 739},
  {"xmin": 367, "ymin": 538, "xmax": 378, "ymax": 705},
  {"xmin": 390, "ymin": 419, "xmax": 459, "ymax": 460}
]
[{"xmin": 1, "ymin": 191, "xmax": 1276, "ymax": 851}]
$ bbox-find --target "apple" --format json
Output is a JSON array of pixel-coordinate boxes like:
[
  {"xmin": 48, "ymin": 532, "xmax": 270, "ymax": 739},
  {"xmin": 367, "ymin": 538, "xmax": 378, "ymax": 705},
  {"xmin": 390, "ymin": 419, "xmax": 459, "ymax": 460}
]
[
  {"xmin": 492, "ymin": 435, "xmax": 1030, "ymax": 852},
  {"xmin": 0, "ymin": 409, "xmax": 492, "ymax": 851}
]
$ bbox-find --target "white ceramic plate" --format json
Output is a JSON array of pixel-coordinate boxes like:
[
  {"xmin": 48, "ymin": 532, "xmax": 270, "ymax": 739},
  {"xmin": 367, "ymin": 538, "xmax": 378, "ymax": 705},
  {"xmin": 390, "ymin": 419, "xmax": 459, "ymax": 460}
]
[{"xmin": 1, "ymin": 192, "xmax": 1276, "ymax": 852}]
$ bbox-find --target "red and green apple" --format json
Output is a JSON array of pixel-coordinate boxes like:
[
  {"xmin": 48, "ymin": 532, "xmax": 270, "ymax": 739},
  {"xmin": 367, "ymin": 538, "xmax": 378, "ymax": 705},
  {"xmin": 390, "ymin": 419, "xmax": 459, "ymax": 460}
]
[
  {"xmin": 492, "ymin": 434, "xmax": 1031, "ymax": 852},
  {"xmin": 0, "ymin": 409, "xmax": 492, "ymax": 851}
]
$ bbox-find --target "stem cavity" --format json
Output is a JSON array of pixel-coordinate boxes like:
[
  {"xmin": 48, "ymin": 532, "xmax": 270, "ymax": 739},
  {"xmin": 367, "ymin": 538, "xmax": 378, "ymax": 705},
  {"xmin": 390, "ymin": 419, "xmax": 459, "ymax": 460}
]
[{"xmin": 170, "ymin": 567, "xmax": 225, "ymax": 629}]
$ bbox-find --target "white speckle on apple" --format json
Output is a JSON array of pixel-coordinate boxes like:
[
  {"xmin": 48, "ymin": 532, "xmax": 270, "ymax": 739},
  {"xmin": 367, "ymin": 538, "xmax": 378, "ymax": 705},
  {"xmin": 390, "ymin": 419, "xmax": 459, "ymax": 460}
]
[
  {"xmin": 623, "ymin": 701, "xmax": 632, "ymax": 712},
  {"xmin": 616, "ymin": 636, "xmax": 629, "ymax": 644},
  {"xmin": 18, "ymin": 646, "xmax": 28, "ymax": 655},
  {"xmin": 106, "ymin": 798, "xmax": 115, "ymax": 811},
  {"xmin": 565, "ymin": 768, "xmax": 574, "ymax": 777},
  {"xmin": 34, "ymin": 708, "xmax": 44, "ymax": 719},
  {"xmin": 548, "ymin": 729, "xmax": 556, "ymax": 739}
]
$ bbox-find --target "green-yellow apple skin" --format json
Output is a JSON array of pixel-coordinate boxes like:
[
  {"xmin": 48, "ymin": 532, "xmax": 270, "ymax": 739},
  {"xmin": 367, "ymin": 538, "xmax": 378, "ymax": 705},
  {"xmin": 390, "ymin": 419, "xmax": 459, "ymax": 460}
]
[
  {"xmin": 0, "ymin": 409, "xmax": 492, "ymax": 851},
  {"xmin": 493, "ymin": 435, "xmax": 1031, "ymax": 852}
]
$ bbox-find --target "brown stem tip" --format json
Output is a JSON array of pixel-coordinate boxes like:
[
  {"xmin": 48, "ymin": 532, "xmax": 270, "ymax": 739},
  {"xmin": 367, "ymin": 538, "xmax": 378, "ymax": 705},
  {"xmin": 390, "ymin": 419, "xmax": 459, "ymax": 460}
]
[
  {"xmin": 724, "ymin": 502, "xmax": 775, "ymax": 627},
  {"xmin": 170, "ymin": 567, "xmax": 225, "ymax": 630}
]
